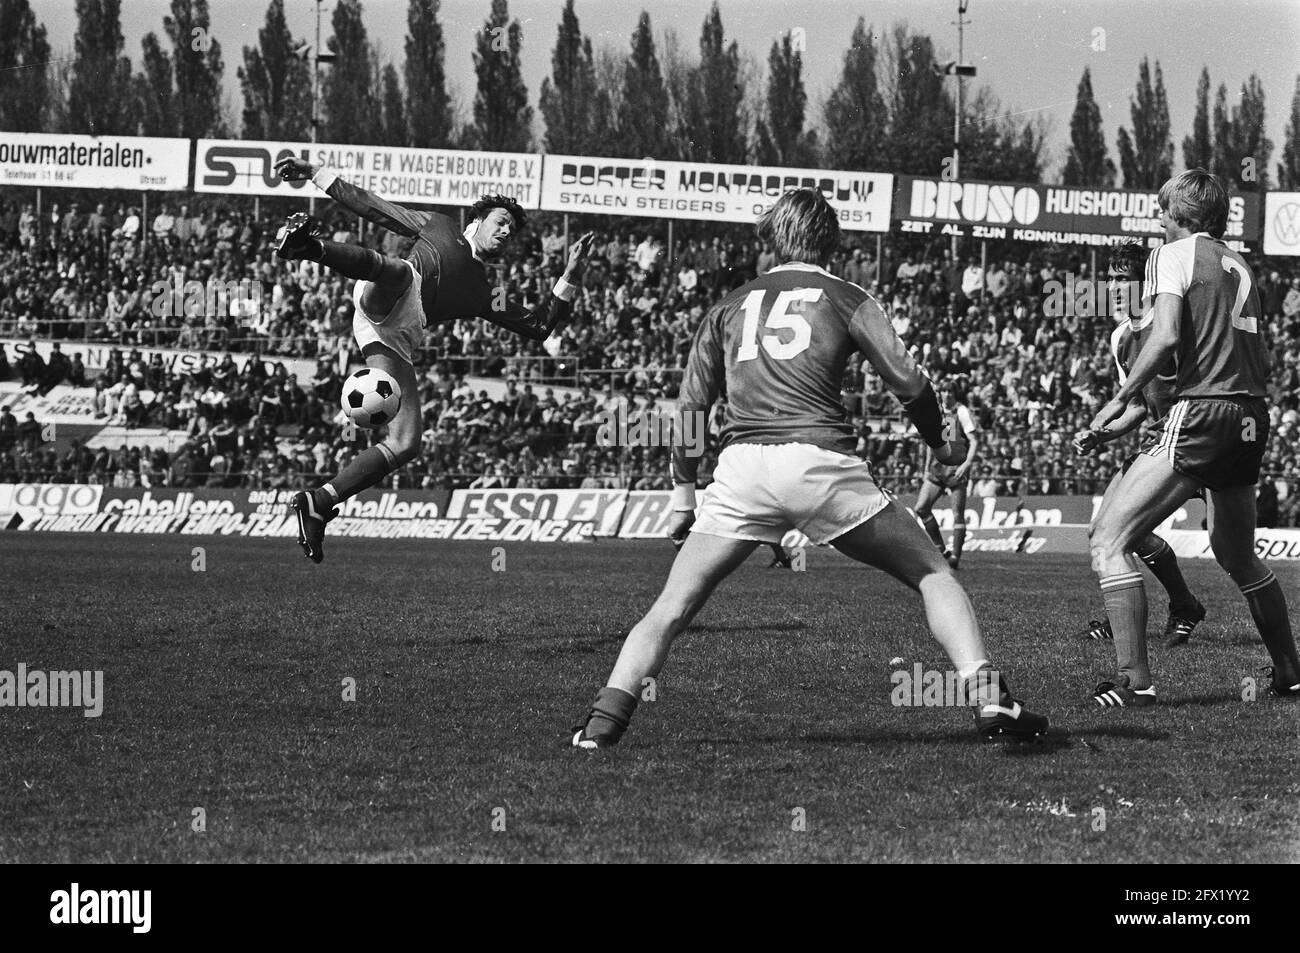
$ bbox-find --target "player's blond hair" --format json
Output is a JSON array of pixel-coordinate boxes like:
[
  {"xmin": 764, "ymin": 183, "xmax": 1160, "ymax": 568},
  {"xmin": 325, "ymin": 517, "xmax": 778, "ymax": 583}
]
[
  {"xmin": 756, "ymin": 188, "xmax": 841, "ymax": 265},
  {"xmin": 1157, "ymin": 169, "xmax": 1229, "ymax": 238}
]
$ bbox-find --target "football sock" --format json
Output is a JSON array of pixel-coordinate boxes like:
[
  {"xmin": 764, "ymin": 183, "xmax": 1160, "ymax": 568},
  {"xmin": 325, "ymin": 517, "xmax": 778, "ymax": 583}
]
[
  {"xmin": 1134, "ymin": 536, "xmax": 1196, "ymax": 611},
  {"xmin": 315, "ymin": 240, "xmax": 391, "ymax": 282},
  {"xmin": 920, "ymin": 513, "xmax": 945, "ymax": 550},
  {"xmin": 321, "ymin": 483, "xmax": 340, "ymax": 502},
  {"xmin": 951, "ymin": 521, "xmax": 967, "ymax": 558},
  {"xmin": 1101, "ymin": 571, "xmax": 1150, "ymax": 689},
  {"xmin": 1239, "ymin": 572, "xmax": 1300, "ymax": 684},
  {"xmin": 323, "ymin": 444, "xmax": 398, "ymax": 502},
  {"xmin": 581, "ymin": 686, "xmax": 639, "ymax": 745}
]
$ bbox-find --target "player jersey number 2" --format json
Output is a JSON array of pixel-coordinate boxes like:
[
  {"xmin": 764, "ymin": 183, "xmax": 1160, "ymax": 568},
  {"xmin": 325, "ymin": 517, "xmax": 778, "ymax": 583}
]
[
  {"xmin": 1220, "ymin": 256, "xmax": 1257, "ymax": 333},
  {"xmin": 736, "ymin": 288, "xmax": 820, "ymax": 362}
]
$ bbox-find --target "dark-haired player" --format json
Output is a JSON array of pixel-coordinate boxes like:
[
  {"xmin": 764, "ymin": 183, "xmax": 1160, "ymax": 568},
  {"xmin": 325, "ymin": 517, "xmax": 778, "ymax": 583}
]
[
  {"xmin": 570, "ymin": 188, "xmax": 1049, "ymax": 748},
  {"xmin": 271, "ymin": 156, "xmax": 595, "ymax": 562},
  {"xmin": 1074, "ymin": 239, "xmax": 1205, "ymax": 648},
  {"xmin": 913, "ymin": 383, "xmax": 978, "ymax": 569},
  {"xmin": 1088, "ymin": 170, "xmax": 1300, "ymax": 705}
]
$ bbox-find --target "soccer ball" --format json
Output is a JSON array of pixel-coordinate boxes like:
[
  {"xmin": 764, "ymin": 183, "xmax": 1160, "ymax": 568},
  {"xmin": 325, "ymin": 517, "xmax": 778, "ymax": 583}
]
[{"xmin": 341, "ymin": 367, "xmax": 402, "ymax": 428}]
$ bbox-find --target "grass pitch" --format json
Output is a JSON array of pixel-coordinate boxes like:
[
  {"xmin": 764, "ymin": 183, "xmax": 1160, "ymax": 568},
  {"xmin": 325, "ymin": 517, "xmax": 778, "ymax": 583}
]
[{"xmin": 0, "ymin": 533, "xmax": 1296, "ymax": 863}]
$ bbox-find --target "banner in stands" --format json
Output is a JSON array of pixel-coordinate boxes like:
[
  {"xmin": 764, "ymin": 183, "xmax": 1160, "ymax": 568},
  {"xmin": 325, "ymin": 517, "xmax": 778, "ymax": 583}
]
[
  {"xmin": 0, "ymin": 382, "xmax": 99, "ymax": 426},
  {"xmin": 1, "ymin": 337, "xmax": 320, "ymax": 380},
  {"xmin": 893, "ymin": 176, "xmax": 1261, "ymax": 249},
  {"xmin": 194, "ymin": 138, "xmax": 542, "ymax": 206},
  {"xmin": 0, "ymin": 483, "xmax": 103, "ymax": 530},
  {"xmin": 540, "ymin": 155, "xmax": 893, "ymax": 231},
  {"xmin": 446, "ymin": 488, "xmax": 626, "ymax": 537},
  {"xmin": 0, "ymin": 132, "xmax": 190, "ymax": 191},
  {"xmin": 1165, "ymin": 528, "xmax": 1300, "ymax": 561},
  {"xmin": 1263, "ymin": 191, "xmax": 1300, "ymax": 256}
]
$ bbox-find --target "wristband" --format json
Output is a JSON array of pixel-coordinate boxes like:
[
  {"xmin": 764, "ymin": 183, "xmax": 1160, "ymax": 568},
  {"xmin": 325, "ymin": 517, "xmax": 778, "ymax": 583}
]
[
  {"xmin": 554, "ymin": 277, "xmax": 577, "ymax": 302},
  {"xmin": 670, "ymin": 483, "xmax": 697, "ymax": 512}
]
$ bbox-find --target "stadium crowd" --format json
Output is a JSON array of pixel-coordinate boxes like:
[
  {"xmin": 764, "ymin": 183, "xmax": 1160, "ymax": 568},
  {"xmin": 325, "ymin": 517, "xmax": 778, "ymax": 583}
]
[{"xmin": 2, "ymin": 195, "xmax": 1300, "ymax": 522}]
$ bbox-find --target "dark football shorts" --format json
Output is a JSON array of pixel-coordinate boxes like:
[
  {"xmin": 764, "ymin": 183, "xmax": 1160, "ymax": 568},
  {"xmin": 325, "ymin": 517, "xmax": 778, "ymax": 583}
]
[
  {"xmin": 1140, "ymin": 397, "xmax": 1269, "ymax": 490},
  {"xmin": 924, "ymin": 461, "xmax": 969, "ymax": 491}
]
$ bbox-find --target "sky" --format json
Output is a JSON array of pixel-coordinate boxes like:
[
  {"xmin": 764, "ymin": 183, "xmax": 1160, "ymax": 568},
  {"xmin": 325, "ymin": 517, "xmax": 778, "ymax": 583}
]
[{"xmin": 28, "ymin": 0, "xmax": 1300, "ymax": 179}]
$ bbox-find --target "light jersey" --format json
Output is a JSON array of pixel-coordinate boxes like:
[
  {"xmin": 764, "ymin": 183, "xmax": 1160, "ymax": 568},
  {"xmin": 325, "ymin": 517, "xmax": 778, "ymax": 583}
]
[
  {"xmin": 1149, "ymin": 232, "xmax": 1270, "ymax": 398},
  {"xmin": 1109, "ymin": 309, "xmax": 1178, "ymax": 424},
  {"xmin": 672, "ymin": 262, "xmax": 928, "ymax": 484}
]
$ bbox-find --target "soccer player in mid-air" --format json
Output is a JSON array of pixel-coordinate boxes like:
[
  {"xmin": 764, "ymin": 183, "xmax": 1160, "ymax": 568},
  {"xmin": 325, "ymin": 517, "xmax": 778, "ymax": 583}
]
[
  {"xmin": 569, "ymin": 188, "xmax": 1049, "ymax": 748},
  {"xmin": 271, "ymin": 155, "xmax": 595, "ymax": 563},
  {"xmin": 912, "ymin": 383, "xmax": 978, "ymax": 569},
  {"xmin": 1087, "ymin": 169, "xmax": 1300, "ymax": 706},
  {"xmin": 1073, "ymin": 239, "xmax": 1205, "ymax": 647}
]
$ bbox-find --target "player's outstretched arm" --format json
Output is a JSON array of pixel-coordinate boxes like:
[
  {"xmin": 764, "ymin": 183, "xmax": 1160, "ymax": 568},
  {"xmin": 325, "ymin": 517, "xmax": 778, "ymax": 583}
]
[
  {"xmin": 847, "ymin": 296, "xmax": 958, "ymax": 460},
  {"xmin": 483, "ymin": 232, "xmax": 596, "ymax": 341},
  {"xmin": 1074, "ymin": 398, "xmax": 1146, "ymax": 454},
  {"xmin": 667, "ymin": 306, "xmax": 725, "ymax": 547},
  {"xmin": 274, "ymin": 156, "xmax": 432, "ymax": 237}
]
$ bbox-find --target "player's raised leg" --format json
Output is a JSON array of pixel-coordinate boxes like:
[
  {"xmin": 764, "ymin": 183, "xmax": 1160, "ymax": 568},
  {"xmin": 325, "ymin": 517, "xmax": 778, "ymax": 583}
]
[
  {"xmin": 1204, "ymin": 486, "xmax": 1300, "ymax": 695},
  {"xmin": 829, "ymin": 501, "xmax": 1047, "ymax": 738},
  {"xmin": 1088, "ymin": 452, "xmax": 1198, "ymax": 705},
  {"xmin": 275, "ymin": 212, "xmax": 414, "ymax": 312},
  {"xmin": 572, "ymin": 533, "xmax": 759, "ymax": 748},
  {"xmin": 290, "ymin": 341, "xmax": 422, "ymax": 563}
]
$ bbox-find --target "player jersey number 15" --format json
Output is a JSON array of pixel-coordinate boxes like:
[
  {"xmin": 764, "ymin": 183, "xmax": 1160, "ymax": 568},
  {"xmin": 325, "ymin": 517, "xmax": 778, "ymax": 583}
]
[{"xmin": 736, "ymin": 288, "xmax": 821, "ymax": 362}]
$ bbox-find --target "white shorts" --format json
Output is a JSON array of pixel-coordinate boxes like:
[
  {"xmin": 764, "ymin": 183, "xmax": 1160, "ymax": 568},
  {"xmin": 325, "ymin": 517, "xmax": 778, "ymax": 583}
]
[
  {"xmin": 351, "ymin": 260, "xmax": 425, "ymax": 365},
  {"xmin": 692, "ymin": 443, "xmax": 890, "ymax": 545}
]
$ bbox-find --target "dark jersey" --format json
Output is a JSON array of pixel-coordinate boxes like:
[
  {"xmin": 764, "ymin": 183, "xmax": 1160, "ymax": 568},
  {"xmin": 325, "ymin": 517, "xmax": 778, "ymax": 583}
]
[
  {"xmin": 1109, "ymin": 311, "xmax": 1178, "ymax": 423},
  {"xmin": 1149, "ymin": 233, "xmax": 1269, "ymax": 398},
  {"xmin": 321, "ymin": 175, "xmax": 570, "ymax": 341},
  {"xmin": 673, "ymin": 263, "xmax": 927, "ymax": 483}
]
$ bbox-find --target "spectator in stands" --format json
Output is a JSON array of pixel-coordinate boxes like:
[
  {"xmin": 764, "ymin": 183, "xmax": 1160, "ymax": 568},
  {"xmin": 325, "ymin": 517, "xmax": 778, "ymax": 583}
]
[
  {"xmin": 17, "ymin": 411, "xmax": 42, "ymax": 452},
  {"xmin": 0, "ymin": 405, "xmax": 15, "ymax": 455}
]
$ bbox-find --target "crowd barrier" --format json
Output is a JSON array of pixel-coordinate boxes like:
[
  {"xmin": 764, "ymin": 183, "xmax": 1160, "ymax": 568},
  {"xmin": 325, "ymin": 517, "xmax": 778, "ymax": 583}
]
[{"xmin": 4, "ymin": 483, "xmax": 1298, "ymax": 560}]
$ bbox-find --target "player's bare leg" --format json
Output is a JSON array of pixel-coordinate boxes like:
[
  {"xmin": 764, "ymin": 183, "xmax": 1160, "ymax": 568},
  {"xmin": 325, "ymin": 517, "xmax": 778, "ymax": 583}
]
[
  {"xmin": 1089, "ymin": 453, "xmax": 1198, "ymax": 704},
  {"xmin": 829, "ymin": 501, "xmax": 1048, "ymax": 738},
  {"xmin": 1084, "ymin": 467, "xmax": 1203, "ymax": 644},
  {"xmin": 572, "ymin": 533, "xmax": 758, "ymax": 748},
  {"xmin": 1205, "ymin": 486, "xmax": 1300, "ymax": 695},
  {"xmin": 913, "ymin": 479, "xmax": 949, "ymax": 556},
  {"xmin": 290, "ymin": 342, "xmax": 422, "ymax": 563}
]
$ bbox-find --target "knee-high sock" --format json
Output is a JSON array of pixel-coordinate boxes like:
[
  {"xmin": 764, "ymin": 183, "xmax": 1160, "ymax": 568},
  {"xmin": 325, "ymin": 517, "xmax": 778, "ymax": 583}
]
[
  {"xmin": 1240, "ymin": 571, "xmax": 1300, "ymax": 684},
  {"xmin": 1101, "ymin": 570, "xmax": 1150, "ymax": 689},
  {"xmin": 1133, "ymin": 536, "xmax": 1195, "ymax": 610},
  {"xmin": 323, "ymin": 445, "xmax": 398, "ymax": 502},
  {"xmin": 920, "ymin": 512, "xmax": 946, "ymax": 550},
  {"xmin": 951, "ymin": 521, "xmax": 967, "ymax": 558},
  {"xmin": 581, "ymin": 686, "xmax": 639, "ymax": 745},
  {"xmin": 314, "ymin": 240, "xmax": 389, "ymax": 282}
]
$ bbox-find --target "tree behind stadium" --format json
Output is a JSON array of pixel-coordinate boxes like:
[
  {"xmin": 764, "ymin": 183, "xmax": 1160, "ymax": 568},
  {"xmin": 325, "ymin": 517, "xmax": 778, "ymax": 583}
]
[
  {"xmin": 1281, "ymin": 76, "xmax": 1300, "ymax": 189},
  {"xmin": 1063, "ymin": 67, "xmax": 1116, "ymax": 187},
  {"xmin": 323, "ymin": 0, "xmax": 380, "ymax": 145},
  {"xmin": 1211, "ymin": 75, "xmax": 1273, "ymax": 190},
  {"xmin": 613, "ymin": 12, "xmax": 670, "ymax": 160},
  {"xmin": 0, "ymin": 0, "xmax": 50, "ymax": 132},
  {"xmin": 405, "ymin": 0, "xmax": 453, "ymax": 149},
  {"xmin": 539, "ymin": 0, "xmax": 609, "ymax": 155},
  {"xmin": 755, "ymin": 31, "xmax": 816, "ymax": 168},
  {"xmin": 1116, "ymin": 58, "xmax": 1173, "ymax": 190},
  {"xmin": 675, "ymin": 2, "xmax": 747, "ymax": 163},
  {"xmin": 66, "ymin": 0, "xmax": 137, "ymax": 135},
  {"xmin": 823, "ymin": 18, "xmax": 888, "ymax": 174},
  {"xmin": 238, "ymin": 0, "xmax": 312, "ymax": 140},
  {"xmin": 468, "ymin": 0, "xmax": 532, "ymax": 151}
]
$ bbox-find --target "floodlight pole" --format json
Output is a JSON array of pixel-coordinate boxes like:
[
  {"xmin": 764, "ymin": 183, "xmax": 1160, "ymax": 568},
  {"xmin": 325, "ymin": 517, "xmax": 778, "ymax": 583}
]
[
  {"xmin": 951, "ymin": 0, "xmax": 970, "ymax": 262},
  {"xmin": 310, "ymin": 0, "xmax": 322, "ymax": 215}
]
